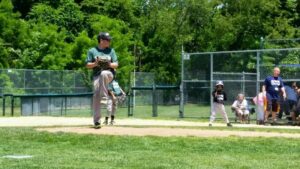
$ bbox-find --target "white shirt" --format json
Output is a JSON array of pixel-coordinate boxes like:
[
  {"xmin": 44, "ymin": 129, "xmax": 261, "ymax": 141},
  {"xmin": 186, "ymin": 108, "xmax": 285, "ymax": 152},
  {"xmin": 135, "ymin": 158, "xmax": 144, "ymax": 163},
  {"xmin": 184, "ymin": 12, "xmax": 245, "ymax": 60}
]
[{"xmin": 232, "ymin": 99, "xmax": 248, "ymax": 110}]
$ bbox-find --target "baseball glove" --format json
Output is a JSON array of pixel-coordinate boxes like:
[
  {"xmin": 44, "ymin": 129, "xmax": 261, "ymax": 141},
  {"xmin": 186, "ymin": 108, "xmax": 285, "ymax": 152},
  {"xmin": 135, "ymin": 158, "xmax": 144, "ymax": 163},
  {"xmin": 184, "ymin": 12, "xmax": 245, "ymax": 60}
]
[{"xmin": 97, "ymin": 59, "xmax": 111, "ymax": 70}]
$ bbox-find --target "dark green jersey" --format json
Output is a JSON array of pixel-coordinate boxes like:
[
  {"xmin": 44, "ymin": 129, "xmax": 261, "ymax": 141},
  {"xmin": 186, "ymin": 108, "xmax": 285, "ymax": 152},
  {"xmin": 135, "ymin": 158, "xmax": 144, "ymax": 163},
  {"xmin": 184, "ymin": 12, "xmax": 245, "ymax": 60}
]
[{"xmin": 86, "ymin": 46, "xmax": 118, "ymax": 76}]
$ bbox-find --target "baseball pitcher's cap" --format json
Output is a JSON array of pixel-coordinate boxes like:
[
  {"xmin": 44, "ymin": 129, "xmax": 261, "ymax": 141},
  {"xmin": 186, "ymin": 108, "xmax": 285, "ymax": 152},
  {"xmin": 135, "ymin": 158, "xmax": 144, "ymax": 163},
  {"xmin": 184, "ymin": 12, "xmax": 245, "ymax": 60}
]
[
  {"xmin": 97, "ymin": 32, "xmax": 112, "ymax": 41},
  {"xmin": 215, "ymin": 81, "xmax": 224, "ymax": 86}
]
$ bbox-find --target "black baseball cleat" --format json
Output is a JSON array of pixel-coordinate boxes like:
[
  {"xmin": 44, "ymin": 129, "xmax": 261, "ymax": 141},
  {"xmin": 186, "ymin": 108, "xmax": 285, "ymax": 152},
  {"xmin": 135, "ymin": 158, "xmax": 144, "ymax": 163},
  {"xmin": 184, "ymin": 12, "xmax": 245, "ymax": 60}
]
[
  {"xmin": 94, "ymin": 122, "xmax": 101, "ymax": 129},
  {"xmin": 208, "ymin": 123, "xmax": 212, "ymax": 127}
]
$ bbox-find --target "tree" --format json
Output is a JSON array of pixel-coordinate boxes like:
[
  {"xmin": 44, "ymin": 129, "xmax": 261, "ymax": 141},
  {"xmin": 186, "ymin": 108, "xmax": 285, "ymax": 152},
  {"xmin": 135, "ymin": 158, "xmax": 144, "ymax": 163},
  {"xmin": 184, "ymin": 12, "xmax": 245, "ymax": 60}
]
[
  {"xmin": 0, "ymin": 0, "xmax": 25, "ymax": 68},
  {"xmin": 2, "ymin": 0, "xmax": 300, "ymax": 88},
  {"xmin": 80, "ymin": 0, "xmax": 139, "ymax": 25},
  {"xmin": 67, "ymin": 31, "xmax": 94, "ymax": 70},
  {"xmin": 28, "ymin": 0, "xmax": 85, "ymax": 41},
  {"xmin": 11, "ymin": 0, "xmax": 38, "ymax": 18},
  {"xmin": 15, "ymin": 22, "xmax": 71, "ymax": 70}
]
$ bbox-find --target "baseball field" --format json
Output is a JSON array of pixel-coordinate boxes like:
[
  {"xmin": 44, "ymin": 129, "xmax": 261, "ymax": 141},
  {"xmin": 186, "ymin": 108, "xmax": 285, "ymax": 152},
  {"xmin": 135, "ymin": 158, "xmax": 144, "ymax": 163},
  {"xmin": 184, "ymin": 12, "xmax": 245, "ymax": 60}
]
[{"xmin": 0, "ymin": 117, "xmax": 300, "ymax": 169}]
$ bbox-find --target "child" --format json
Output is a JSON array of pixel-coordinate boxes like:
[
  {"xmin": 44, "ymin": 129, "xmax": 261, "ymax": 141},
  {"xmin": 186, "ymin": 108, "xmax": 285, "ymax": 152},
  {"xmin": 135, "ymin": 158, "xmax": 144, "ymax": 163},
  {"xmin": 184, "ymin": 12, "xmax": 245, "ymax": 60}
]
[
  {"xmin": 103, "ymin": 80, "xmax": 126, "ymax": 125},
  {"xmin": 232, "ymin": 93, "xmax": 249, "ymax": 124},
  {"xmin": 209, "ymin": 81, "xmax": 232, "ymax": 127},
  {"xmin": 253, "ymin": 91, "xmax": 266, "ymax": 125}
]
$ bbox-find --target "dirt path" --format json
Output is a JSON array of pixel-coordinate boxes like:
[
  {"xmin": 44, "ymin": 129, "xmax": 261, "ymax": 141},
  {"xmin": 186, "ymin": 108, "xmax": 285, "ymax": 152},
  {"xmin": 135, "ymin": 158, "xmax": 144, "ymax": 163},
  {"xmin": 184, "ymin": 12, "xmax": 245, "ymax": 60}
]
[
  {"xmin": 0, "ymin": 116, "xmax": 299, "ymax": 128},
  {"xmin": 37, "ymin": 126, "xmax": 300, "ymax": 138},
  {"xmin": 1, "ymin": 117, "xmax": 300, "ymax": 138}
]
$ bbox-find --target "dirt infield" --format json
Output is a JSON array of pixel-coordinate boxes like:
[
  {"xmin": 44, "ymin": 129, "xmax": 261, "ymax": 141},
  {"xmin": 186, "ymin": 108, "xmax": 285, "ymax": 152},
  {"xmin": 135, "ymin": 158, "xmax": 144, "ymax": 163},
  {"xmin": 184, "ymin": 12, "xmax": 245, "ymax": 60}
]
[
  {"xmin": 37, "ymin": 126, "xmax": 300, "ymax": 138},
  {"xmin": 1, "ymin": 117, "xmax": 300, "ymax": 138}
]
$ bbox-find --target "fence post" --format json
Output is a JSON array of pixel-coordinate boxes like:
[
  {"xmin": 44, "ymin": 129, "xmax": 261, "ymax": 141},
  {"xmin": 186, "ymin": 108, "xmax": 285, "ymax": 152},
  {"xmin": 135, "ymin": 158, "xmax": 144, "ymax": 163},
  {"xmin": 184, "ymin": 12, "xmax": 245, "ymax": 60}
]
[
  {"xmin": 127, "ymin": 91, "xmax": 133, "ymax": 116},
  {"xmin": 60, "ymin": 97, "xmax": 63, "ymax": 116},
  {"xmin": 256, "ymin": 50, "xmax": 261, "ymax": 123},
  {"xmin": 179, "ymin": 45, "xmax": 184, "ymax": 118},
  {"xmin": 152, "ymin": 84, "xmax": 158, "ymax": 117},
  {"xmin": 242, "ymin": 71, "xmax": 245, "ymax": 94},
  {"xmin": 11, "ymin": 95, "xmax": 14, "ymax": 116},
  {"xmin": 2, "ymin": 96, "xmax": 5, "ymax": 116},
  {"xmin": 64, "ymin": 96, "xmax": 67, "ymax": 116},
  {"xmin": 210, "ymin": 53, "xmax": 214, "ymax": 117}
]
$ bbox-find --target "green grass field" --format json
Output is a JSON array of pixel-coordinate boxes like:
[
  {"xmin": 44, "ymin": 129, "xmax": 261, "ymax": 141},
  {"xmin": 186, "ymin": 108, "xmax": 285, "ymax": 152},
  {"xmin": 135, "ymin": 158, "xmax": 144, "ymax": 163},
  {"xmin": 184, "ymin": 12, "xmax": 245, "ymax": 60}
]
[
  {"xmin": 67, "ymin": 104, "xmax": 256, "ymax": 123},
  {"xmin": 0, "ymin": 127, "xmax": 299, "ymax": 169},
  {"xmin": 2, "ymin": 104, "xmax": 254, "ymax": 123}
]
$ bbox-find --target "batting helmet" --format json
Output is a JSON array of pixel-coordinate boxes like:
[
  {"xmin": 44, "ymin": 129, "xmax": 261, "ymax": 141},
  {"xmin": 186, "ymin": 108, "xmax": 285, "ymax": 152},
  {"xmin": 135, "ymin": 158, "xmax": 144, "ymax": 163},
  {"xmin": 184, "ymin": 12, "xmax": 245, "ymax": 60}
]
[{"xmin": 215, "ymin": 81, "xmax": 224, "ymax": 86}]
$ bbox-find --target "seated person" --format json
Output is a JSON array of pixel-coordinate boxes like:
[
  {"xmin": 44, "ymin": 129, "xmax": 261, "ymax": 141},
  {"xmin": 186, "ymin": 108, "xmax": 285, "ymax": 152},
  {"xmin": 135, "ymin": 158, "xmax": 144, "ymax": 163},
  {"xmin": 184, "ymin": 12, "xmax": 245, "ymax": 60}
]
[{"xmin": 232, "ymin": 93, "xmax": 249, "ymax": 123}]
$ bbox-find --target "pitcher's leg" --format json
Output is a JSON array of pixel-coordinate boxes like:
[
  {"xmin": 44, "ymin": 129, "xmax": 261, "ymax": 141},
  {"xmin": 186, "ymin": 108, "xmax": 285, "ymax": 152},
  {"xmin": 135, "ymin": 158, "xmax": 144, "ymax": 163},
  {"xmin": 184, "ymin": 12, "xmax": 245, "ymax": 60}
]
[
  {"xmin": 99, "ymin": 71, "xmax": 114, "ymax": 99},
  {"xmin": 93, "ymin": 75, "xmax": 101, "ymax": 124}
]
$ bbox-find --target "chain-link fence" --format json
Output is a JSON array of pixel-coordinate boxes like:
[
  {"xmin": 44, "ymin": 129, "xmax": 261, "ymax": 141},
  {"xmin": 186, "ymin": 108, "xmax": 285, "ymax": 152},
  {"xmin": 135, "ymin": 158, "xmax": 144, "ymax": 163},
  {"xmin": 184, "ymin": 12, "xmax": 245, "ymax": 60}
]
[
  {"xmin": 0, "ymin": 69, "xmax": 94, "ymax": 116},
  {"xmin": 0, "ymin": 69, "xmax": 92, "ymax": 94},
  {"xmin": 1, "ymin": 48, "xmax": 299, "ymax": 119},
  {"xmin": 180, "ymin": 48, "xmax": 300, "ymax": 121},
  {"xmin": 131, "ymin": 72, "xmax": 155, "ymax": 106},
  {"xmin": 128, "ymin": 72, "xmax": 180, "ymax": 118},
  {"xmin": 260, "ymin": 50, "xmax": 300, "ymax": 82}
]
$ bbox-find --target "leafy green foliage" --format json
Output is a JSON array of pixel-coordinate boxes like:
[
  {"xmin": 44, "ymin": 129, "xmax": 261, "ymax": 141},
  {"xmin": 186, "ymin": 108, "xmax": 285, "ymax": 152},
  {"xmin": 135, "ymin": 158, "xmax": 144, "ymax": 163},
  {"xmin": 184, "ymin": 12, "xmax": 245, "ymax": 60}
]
[
  {"xmin": 28, "ymin": 0, "xmax": 85, "ymax": 41},
  {"xmin": 0, "ymin": 0, "xmax": 300, "ymax": 88}
]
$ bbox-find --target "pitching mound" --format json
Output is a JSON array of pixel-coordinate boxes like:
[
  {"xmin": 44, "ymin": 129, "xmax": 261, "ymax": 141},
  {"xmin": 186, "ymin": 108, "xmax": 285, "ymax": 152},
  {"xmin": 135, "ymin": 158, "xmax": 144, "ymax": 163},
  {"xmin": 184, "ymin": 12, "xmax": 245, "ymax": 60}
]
[{"xmin": 36, "ymin": 126, "xmax": 300, "ymax": 138}]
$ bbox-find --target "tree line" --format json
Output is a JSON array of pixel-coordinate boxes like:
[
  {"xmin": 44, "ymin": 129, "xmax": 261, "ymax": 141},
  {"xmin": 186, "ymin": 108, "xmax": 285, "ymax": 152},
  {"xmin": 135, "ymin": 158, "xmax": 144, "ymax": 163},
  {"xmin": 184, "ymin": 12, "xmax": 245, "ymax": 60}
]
[{"xmin": 0, "ymin": 0, "xmax": 300, "ymax": 88}]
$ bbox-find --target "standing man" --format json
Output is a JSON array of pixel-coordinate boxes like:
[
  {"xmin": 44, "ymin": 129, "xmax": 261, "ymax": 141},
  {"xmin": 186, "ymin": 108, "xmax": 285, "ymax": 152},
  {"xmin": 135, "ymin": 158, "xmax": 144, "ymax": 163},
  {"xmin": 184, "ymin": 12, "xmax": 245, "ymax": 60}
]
[
  {"xmin": 86, "ymin": 32, "xmax": 118, "ymax": 128},
  {"xmin": 262, "ymin": 67, "xmax": 286, "ymax": 125}
]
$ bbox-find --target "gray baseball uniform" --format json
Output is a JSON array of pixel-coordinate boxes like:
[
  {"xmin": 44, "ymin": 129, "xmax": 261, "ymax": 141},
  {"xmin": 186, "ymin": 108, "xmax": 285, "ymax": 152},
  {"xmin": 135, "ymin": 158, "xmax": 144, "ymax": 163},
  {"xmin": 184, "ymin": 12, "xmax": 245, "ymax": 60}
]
[{"xmin": 86, "ymin": 47, "xmax": 118, "ymax": 124}]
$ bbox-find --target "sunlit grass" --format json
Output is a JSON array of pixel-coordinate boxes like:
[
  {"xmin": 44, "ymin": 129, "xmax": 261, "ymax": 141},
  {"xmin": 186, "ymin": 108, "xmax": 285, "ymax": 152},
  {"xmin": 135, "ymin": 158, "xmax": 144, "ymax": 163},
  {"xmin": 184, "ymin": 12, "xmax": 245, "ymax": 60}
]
[{"xmin": 0, "ymin": 128, "xmax": 299, "ymax": 169}]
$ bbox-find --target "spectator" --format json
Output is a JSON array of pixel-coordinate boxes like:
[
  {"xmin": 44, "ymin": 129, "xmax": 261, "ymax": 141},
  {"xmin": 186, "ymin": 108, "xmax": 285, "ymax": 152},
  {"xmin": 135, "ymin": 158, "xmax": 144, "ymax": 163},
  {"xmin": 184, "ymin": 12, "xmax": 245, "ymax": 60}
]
[
  {"xmin": 278, "ymin": 85, "xmax": 297, "ymax": 121},
  {"xmin": 262, "ymin": 67, "xmax": 286, "ymax": 125},
  {"xmin": 232, "ymin": 93, "xmax": 249, "ymax": 124},
  {"xmin": 253, "ymin": 90, "xmax": 266, "ymax": 125}
]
